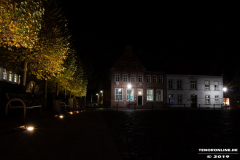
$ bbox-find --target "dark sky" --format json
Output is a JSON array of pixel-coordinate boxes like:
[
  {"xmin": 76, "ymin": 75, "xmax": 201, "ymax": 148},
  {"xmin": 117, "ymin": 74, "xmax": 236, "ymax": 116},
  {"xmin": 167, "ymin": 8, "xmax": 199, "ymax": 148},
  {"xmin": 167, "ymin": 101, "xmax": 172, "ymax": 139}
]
[{"xmin": 59, "ymin": 1, "xmax": 238, "ymax": 81}]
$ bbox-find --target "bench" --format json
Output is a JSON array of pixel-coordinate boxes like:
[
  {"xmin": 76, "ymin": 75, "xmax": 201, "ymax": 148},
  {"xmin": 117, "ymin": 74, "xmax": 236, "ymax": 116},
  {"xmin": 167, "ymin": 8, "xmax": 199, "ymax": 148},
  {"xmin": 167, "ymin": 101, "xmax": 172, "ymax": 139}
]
[
  {"xmin": 5, "ymin": 93, "xmax": 42, "ymax": 120},
  {"xmin": 61, "ymin": 101, "xmax": 79, "ymax": 111},
  {"xmin": 61, "ymin": 102, "xmax": 69, "ymax": 111}
]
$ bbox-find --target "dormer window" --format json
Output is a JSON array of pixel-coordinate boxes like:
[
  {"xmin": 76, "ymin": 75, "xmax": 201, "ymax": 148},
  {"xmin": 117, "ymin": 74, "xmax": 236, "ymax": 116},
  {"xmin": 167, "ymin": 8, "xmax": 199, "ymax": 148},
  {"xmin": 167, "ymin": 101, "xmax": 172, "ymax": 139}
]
[
  {"xmin": 126, "ymin": 52, "xmax": 131, "ymax": 59},
  {"xmin": 121, "ymin": 62, "xmax": 126, "ymax": 69},
  {"xmin": 133, "ymin": 62, "xmax": 137, "ymax": 69}
]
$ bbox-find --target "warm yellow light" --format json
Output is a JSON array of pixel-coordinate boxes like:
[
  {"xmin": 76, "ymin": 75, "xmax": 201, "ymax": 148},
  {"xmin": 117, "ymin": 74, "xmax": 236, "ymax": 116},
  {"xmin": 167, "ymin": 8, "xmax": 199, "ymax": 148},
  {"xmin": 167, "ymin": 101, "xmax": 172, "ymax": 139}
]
[
  {"xmin": 55, "ymin": 115, "xmax": 58, "ymax": 117},
  {"xmin": 27, "ymin": 126, "xmax": 34, "ymax": 131},
  {"xmin": 59, "ymin": 115, "xmax": 64, "ymax": 118},
  {"xmin": 74, "ymin": 111, "xmax": 79, "ymax": 113},
  {"xmin": 68, "ymin": 112, "xmax": 73, "ymax": 114}
]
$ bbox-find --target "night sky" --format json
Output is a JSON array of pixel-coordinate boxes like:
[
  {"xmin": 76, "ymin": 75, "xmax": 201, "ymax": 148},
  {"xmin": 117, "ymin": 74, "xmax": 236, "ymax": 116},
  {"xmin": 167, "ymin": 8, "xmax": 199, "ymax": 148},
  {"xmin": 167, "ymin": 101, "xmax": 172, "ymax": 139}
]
[{"xmin": 59, "ymin": 1, "xmax": 238, "ymax": 84}]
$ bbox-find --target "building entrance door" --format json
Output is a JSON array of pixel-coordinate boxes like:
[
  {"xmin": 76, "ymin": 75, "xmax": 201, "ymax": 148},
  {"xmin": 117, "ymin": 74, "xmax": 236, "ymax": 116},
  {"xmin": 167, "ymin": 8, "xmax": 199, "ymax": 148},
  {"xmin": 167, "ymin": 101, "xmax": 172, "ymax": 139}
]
[
  {"xmin": 191, "ymin": 95, "xmax": 197, "ymax": 108},
  {"xmin": 138, "ymin": 96, "xmax": 142, "ymax": 105}
]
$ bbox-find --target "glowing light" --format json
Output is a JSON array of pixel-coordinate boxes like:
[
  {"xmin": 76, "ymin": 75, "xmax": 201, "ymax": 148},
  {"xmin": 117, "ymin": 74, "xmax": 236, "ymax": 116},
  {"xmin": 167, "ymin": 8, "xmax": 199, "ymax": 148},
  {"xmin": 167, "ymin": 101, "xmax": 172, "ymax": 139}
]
[
  {"xmin": 96, "ymin": 93, "xmax": 98, "ymax": 95},
  {"xmin": 55, "ymin": 115, "xmax": 58, "ymax": 117},
  {"xmin": 68, "ymin": 112, "xmax": 73, "ymax": 114},
  {"xmin": 223, "ymin": 87, "xmax": 227, "ymax": 92},
  {"xmin": 74, "ymin": 111, "xmax": 79, "ymax": 113},
  {"xmin": 127, "ymin": 84, "xmax": 132, "ymax": 89},
  {"xmin": 100, "ymin": 90, "xmax": 103, "ymax": 93},
  {"xmin": 59, "ymin": 115, "xmax": 64, "ymax": 118},
  {"xmin": 27, "ymin": 126, "xmax": 34, "ymax": 131}
]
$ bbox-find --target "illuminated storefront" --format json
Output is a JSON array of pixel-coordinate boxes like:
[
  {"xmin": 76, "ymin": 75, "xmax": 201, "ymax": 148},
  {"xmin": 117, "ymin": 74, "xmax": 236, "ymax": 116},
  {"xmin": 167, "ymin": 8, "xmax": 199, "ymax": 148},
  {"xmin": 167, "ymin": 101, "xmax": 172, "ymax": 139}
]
[{"xmin": 223, "ymin": 98, "xmax": 230, "ymax": 106}]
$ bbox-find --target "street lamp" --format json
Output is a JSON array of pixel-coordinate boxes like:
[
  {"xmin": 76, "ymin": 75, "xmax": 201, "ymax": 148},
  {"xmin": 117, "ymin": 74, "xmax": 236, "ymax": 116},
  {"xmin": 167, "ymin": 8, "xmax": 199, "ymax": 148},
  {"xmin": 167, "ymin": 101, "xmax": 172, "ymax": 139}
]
[
  {"xmin": 127, "ymin": 84, "xmax": 132, "ymax": 109},
  {"xmin": 223, "ymin": 87, "xmax": 227, "ymax": 109}
]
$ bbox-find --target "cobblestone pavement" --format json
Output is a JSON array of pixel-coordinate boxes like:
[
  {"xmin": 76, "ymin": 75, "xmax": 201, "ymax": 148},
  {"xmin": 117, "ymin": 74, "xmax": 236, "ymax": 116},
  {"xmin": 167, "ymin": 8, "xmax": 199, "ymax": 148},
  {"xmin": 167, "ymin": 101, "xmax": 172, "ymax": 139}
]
[{"xmin": 102, "ymin": 109, "xmax": 240, "ymax": 160}]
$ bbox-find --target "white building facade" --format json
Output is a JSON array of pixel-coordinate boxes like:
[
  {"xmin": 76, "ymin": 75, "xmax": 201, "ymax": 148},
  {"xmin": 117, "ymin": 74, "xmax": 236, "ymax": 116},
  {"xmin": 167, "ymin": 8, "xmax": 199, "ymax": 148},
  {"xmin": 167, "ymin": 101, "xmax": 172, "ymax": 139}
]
[{"xmin": 166, "ymin": 74, "xmax": 223, "ymax": 108}]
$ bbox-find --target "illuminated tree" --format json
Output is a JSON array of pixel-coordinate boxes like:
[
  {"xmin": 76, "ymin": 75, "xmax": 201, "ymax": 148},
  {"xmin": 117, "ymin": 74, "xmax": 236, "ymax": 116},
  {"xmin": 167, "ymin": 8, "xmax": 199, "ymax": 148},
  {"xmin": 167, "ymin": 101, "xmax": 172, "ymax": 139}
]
[{"xmin": 0, "ymin": 0, "xmax": 44, "ymax": 85}]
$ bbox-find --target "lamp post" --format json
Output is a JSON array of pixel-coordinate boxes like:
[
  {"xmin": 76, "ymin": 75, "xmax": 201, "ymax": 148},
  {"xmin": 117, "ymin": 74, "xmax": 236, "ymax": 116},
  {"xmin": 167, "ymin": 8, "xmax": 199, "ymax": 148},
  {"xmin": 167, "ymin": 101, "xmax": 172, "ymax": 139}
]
[
  {"xmin": 96, "ymin": 93, "xmax": 99, "ymax": 108},
  {"xmin": 127, "ymin": 84, "xmax": 132, "ymax": 109},
  {"xmin": 223, "ymin": 87, "xmax": 227, "ymax": 109}
]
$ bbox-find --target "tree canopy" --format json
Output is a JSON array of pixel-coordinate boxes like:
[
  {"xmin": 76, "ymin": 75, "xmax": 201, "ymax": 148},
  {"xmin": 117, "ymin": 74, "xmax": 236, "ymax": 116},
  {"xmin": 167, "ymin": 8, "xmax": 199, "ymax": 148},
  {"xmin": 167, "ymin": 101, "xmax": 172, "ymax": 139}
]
[{"xmin": 0, "ymin": 0, "xmax": 87, "ymax": 97}]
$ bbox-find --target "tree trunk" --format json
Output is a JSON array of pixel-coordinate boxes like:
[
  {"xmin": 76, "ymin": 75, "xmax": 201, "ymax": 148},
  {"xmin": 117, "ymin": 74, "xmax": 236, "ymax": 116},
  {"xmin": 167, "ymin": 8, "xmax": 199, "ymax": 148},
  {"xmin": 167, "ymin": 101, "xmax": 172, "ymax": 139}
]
[
  {"xmin": 21, "ymin": 61, "xmax": 28, "ymax": 86},
  {"xmin": 64, "ymin": 89, "xmax": 66, "ymax": 98},
  {"xmin": 69, "ymin": 91, "xmax": 71, "ymax": 98},
  {"xmin": 44, "ymin": 79, "xmax": 47, "ymax": 108},
  {"xmin": 56, "ymin": 83, "xmax": 59, "ymax": 96}
]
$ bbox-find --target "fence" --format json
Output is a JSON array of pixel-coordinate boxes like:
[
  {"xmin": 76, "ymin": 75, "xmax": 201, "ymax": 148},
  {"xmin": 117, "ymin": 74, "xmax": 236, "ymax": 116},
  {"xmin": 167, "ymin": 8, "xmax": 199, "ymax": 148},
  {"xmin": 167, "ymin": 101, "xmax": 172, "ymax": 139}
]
[{"xmin": 166, "ymin": 103, "xmax": 224, "ymax": 110}]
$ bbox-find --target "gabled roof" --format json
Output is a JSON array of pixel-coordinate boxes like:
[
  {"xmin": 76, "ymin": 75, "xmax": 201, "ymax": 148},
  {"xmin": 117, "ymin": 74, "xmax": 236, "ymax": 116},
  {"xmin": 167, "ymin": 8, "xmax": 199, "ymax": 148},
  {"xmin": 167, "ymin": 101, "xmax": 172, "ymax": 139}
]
[{"xmin": 111, "ymin": 45, "xmax": 146, "ymax": 71}]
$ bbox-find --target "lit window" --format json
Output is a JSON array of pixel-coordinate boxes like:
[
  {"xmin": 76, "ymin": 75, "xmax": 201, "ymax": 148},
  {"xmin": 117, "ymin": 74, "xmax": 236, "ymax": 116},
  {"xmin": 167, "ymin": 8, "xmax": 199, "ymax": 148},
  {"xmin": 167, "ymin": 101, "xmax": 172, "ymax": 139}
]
[
  {"xmin": 177, "ymin": 95, "xmax": 182, "ymax": 104},
  {"xmin": 214, "ymin": 82, "xmax": 219, "ymax": 90},
  {"xmin": 127, "ymin": 89, "xmax": 134, "ymax": 101},
  {"xmin": 153, "ymin": 76, "xmax": 157, "ymax": 83},
  {"xmin": 138, "ymin": 89, "xmax": 143, "ymax": 95},
  {"xmin": 123, "ymin": 74, "xmax": 128, "ymax": 82},
  {"xmin": 133, "ymin": 62, "xmax": 137, "ymax": 69},
  {"xmin": 205, "ymin": 81, "xmax": 210, "ymax": 90},
  {"xmin": 115, "ymin": 74, "xmax": 120, "ymax": 82},
  {"xmin": 131, "ymin": 75, "xmax": 135, "ymax": 82},
  {"xmin": 159, "ymin": 76, "xmax": 163, "ymax": 83},
  {"xmin": 168, "ymin": 80, "xmax": 173, "ymax": 89},
  {"xmin": 215, "ymin": 95, "xmax": 219, "ymax": 104},
  {"xmin": 147, "ymin": 89, "xmax": 153, "ymax": 101},
  {"xmin": 177, "ymin": 80, "xmax": 182, "ymax": 89},
  {"xmin": 169, "ymin": 94, "xmax": 174, "ymax": 104},
  {"xmin": 190, "ymin": 80, "xmax": 197, "ymax": 90},
  {"xmin": 121, "ymin": 62, "xmax": 126, "ymax": 69},
  {"xmin": 115, "ymin": 89, "xmax": 122, "ymax": 100},
  {"xmin": 147, "ymin": 75, "xmax": 151, "ymax": 83},
  {"xmin": 139, "ymin": 75, "xmax": 143, "ymax": 82},
  {"xmin": 14, "ymin": 74, "xmax": 17, "ymax": 83},
  {"xmin": 3, "ymin": 69, "xmax": 7, "ymax": 80},
  {"xmin": 205, "ymin": 95, "xmax": 210, "ymax": 104},
  {"xmin": 9, "ymin": 71, "xmax": 12, "ymax": 82},
  {"xmin": 156, "ymin": 89, "xmax": 163, "ymax": 101}
]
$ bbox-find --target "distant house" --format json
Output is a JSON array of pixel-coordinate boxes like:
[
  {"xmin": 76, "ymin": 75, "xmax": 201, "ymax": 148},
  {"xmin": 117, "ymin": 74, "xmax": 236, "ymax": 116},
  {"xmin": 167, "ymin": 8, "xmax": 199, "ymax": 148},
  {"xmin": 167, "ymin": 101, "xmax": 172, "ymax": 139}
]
[
  {"xmin": 227, "ymin": 71, "xmax": 240, "ymax": 107},
  {"xmin": 166, "ymin": 74, "xmax": 224, "ymax": 108},
  {"xmin": 98, "ymin": 45, "xmax": 225, "ymax": 109},
  {"xmin": 98, "ymin": 45, "xmax": 165, "ymax": 108}
]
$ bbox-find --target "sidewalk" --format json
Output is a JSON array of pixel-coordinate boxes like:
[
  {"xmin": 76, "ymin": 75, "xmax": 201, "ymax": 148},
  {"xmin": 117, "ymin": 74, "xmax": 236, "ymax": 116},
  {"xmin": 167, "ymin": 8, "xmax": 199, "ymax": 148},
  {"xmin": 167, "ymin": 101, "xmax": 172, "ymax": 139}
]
[{"xmin": 0, "ymin": 110, "xmax": 122, "ymax": 160}]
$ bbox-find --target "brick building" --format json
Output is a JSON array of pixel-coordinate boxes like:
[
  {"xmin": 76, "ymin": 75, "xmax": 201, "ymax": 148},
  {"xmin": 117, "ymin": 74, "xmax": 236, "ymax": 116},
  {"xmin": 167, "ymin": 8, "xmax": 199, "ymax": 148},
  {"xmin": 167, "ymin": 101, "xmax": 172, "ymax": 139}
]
[{"xmin": 98, "ymin": 45, "xmax": 165, "ymax": 108}]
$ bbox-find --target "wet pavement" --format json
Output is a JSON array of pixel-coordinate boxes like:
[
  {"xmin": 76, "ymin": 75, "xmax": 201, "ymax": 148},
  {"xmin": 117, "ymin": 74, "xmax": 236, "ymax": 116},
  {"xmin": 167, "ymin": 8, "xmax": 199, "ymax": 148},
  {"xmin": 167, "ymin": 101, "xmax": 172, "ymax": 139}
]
[
  {"xmin": 102, "ymin": 109, "xmax": 240, "ymax": 160},
  {"xmin": 0, "ymin": 108, "xmax": 240, "ymax": 160}
]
